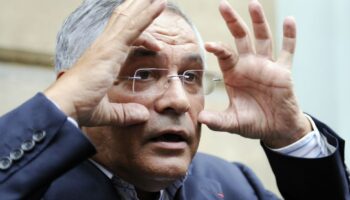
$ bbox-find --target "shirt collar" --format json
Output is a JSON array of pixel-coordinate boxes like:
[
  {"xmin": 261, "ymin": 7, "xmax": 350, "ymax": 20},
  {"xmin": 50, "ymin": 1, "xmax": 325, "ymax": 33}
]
[
  {"xmin": 89, "ymin": 159, "xmax": 113, "ymax": 179},
  {"xmin": 89, "ymin": 159, "xmax": 188, "ymax": 200}
]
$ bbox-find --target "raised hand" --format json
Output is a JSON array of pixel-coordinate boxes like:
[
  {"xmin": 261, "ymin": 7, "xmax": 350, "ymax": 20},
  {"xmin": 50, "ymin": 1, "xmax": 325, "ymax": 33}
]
[
  {"xmin": 44, "ymin": 0, "xmax": 167, "ymax": 127},
  {"xmin": 198, "ymin": 0, "xmax": 311, "ymax": 148}
]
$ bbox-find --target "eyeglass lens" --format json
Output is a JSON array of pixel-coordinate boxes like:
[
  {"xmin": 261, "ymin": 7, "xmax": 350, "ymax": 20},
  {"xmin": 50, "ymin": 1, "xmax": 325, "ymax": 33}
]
[{"xmin": 130, "ymin": 68, "xmax": 220, "ymax": 96}]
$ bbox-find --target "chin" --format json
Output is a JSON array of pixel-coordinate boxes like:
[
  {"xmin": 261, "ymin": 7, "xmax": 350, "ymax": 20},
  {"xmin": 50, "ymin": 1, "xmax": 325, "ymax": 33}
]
[
  {"xmin": 151, "ymin": 156, "xmax": 190, "ymax": 178},
  {"xmin": 127, "ymin": 153, "xmax": 192, "ymax": 192}
]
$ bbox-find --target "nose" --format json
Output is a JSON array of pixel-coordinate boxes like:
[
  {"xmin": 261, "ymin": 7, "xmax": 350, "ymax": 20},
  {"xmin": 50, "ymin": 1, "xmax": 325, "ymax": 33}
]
[{"xmin": 154, "ymin": 78, "xmax": 190, "ymax": 114}]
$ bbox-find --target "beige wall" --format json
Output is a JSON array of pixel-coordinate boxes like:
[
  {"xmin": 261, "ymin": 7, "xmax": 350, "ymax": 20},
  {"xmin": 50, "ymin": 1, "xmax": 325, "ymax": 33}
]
[
  {"xmin": 0, "ymin": 0, "xmax": 276, "ymax": 60},
  {"xmin": 0, "ymin": 0, "xmax": 82, "ymax": 53},
  {"xmin": 0, "ymin": 0, "xmax": 280, "ymax": 196}
]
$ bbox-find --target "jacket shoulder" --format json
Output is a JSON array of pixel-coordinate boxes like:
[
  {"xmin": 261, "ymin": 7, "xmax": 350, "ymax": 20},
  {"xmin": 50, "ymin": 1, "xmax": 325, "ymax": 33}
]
[
  {"xmin": 184, "ymin": 153, "xmax": 277, "ymax": 200},
  {"xmin": 44, "ymin": 161, "xmax": 119, "ymax": 200}
]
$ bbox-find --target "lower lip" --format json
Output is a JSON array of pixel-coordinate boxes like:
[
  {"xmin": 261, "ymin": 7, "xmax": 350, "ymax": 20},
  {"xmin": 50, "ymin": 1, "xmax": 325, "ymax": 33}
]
[{"xmin": 149, "ymin": 141, "xmax": 187, "ymax": 150}]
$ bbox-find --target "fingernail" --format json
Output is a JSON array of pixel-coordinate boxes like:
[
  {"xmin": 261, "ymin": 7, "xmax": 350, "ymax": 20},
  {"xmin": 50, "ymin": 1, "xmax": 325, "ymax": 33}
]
[
  {"xmin": 157, "ymin": 0, "xmax": 167, "ymax": 6},
  {"xmin": 206, "ymin": 42, "xmax": 217, "ymax": 48},
  {"xmin": 220, "ymin": 0, "xmax": 233, "ymax": 9},
  {"xmin": 137, "ymin": 106, "xmax": 150, "ymax": 119},
  {"xmin": 286, "ymin": 16, "xmax": 296, "ymax": 21},
  {"xmin": 157, "ymin": 42, "xmax": 163, "ymax": 50}
]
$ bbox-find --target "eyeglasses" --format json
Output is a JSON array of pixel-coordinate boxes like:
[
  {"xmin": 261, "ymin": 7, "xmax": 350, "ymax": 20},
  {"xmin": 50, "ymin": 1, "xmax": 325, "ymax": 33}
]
[{"xmin": 115, "ymin": 68, "xmax": 222, "ymax": 96}]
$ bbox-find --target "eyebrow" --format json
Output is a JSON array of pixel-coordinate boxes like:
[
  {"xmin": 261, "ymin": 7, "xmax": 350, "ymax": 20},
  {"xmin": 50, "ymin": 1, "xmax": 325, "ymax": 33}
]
[
  {"xmin": 128, "ymin": 48, "xmax": 204, "ymax": 68},
  {"xmin": 182, "ymin": 53, "xmax": 204, "ymax": 67},
  {"xmin": 129, "ymin": 48, "xmax": 158, "ymax": 58}
]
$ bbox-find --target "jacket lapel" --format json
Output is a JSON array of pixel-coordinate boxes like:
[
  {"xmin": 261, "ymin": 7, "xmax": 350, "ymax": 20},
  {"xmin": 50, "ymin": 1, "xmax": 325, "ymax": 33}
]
[
  {"xmin": 175, "ymin": 176, "xmax": 225, "ymax": 200},
  {"xmin": 44, "ymin": 161, "xmax": 120, "ymax": 200}
]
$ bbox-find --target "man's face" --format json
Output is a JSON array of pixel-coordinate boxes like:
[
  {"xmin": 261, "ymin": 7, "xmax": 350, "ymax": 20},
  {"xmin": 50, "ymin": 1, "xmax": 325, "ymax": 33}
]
[{"xmin": 85, "ymin": 10, "xmax": 204, "ymax": 191}]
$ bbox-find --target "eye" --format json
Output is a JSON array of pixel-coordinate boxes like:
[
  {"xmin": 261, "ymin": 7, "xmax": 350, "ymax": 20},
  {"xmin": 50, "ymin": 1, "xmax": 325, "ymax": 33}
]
[
  {"xmin": 134, "ymin": 69, "xmax": 157, "ymax": 81},
  {"xmin": 183, "ymin": 71, "xmax": 201, "ymax": 84},
  {"xmin": 138, "ymin": 70, "xmax": 151, "ymax": 79}
]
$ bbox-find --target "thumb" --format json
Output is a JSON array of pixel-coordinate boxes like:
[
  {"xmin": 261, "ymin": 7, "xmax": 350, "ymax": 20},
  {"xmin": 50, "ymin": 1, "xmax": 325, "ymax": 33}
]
[
  {"xmin": 109, "ymin": 102, "xmax": 150, "ymax": 126},
  {"xmin": 198, "ymin": 110, "xmax": 238, "ymax": 133}
]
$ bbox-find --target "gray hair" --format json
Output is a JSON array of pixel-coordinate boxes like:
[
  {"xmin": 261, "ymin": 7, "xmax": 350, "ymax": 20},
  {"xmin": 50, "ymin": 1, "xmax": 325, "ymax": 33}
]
[{"xmin": 55, "ymin": 0, "xmax": 206, "ymax": 72}]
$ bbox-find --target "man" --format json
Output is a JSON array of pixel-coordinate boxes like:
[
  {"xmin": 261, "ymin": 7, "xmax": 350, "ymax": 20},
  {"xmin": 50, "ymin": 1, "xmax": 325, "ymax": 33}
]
[{"xmin": 0, "ymin": 0, "xmax": 349, "ymax": 199}]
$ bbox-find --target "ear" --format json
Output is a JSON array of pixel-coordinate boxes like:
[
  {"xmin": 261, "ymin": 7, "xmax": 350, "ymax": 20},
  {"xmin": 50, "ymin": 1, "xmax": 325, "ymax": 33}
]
[{"xmin": 56, "ymin": 70, "xmax": 67, "ymax": 80}]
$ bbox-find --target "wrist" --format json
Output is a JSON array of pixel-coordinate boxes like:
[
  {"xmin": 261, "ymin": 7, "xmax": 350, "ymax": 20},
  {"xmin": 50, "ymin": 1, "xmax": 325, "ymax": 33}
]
[
  {"xmin": 263, "ymin": 114, "xmax": 312, "ymax": 148},
  {"xmin": 44, "ymin": 85, "xmax": 78, "ymax": 121}
]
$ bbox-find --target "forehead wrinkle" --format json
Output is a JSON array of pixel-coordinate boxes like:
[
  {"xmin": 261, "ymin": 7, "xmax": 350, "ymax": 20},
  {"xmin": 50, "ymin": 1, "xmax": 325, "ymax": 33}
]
[
  {"xmin": 147, "ymin": 13, "xmax": 197, "ymax": 46},
  {"xmin": 151, "ymin": 32, "xmax": 196, "ymax": 46}
]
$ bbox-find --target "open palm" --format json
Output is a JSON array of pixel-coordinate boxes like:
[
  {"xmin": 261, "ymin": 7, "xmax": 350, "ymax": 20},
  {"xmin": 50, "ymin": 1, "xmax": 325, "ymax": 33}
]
[
  {"xmin": 45, "ymin": 0, "xmax": 166, "ymax": 127},
  {"xmin": 199, "ymin": 0, "xmax": 310, "ymax": 148}
]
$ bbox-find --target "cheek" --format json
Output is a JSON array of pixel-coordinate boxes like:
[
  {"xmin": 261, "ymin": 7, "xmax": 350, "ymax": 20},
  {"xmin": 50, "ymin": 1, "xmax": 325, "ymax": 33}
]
[
  {"xmin": 188, "ymin": 94, "xmax": 205, "ymax": 121},
  {"xmin": 188, "ymin": 94, "xmax": 204, "ymax": 150},
  {"xmin": 106, "ymin": 127, "xmax": 146, "ymax": 166},
  {"xmin": 107, "ymin": 88, "xmax": 154, "ymax": 106}
]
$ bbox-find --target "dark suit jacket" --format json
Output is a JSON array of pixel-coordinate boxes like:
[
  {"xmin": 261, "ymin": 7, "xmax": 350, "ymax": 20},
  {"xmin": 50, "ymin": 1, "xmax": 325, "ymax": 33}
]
[{"xmin": 0, "ymin": 93, "xmax": 349, "ymax": 200}]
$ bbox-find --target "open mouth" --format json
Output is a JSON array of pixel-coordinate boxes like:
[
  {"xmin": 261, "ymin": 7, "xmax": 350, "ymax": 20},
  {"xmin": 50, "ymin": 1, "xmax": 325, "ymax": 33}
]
[
  {"xmin": 151, "ymin": 133, "xmax": 186, "ymax": 143},
  {"xmin": 147, "ymin": 130, "xmax": 190, "ymax": 150}
]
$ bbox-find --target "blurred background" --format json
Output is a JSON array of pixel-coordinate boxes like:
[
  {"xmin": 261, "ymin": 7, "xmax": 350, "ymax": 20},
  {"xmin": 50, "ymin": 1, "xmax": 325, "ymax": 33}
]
[{"xmin": 1, "ymin": 0, "xmax": 349, "ymax": 196}]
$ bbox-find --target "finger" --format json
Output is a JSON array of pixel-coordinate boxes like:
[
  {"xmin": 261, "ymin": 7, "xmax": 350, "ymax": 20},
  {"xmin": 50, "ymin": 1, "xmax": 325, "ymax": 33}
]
[
  {"xmin": 278, "ymin": 16, "xmax": 297, "ymax": 68},
  {"xmin": 105, "ymin": 0, "xmax": 167, "ymax": 46},
  {"xmin": 205, "ymin": 42, "xmax": 238, "ymax": 72},
  {"xmin": 219, "ymin": 0, "xmax": 254, "ymax": 54},
  {"xmin": 110, "ymin": 102, "xmax": 150, "ymax": 126},
  {"xmin": 88, "ymin": 96, "xmax": 150, "ymax": 126},
  {"xmin": 114, "ymin": 0, "xmax": 162, "ymax": 24},
  {"xmin": 109, "ymin": 0, "xmax": 152, "ymax": 24},
  {"xmin": 133, "ymin": 32, "xmax": 163, "ymax": 51},
  {"xmin": 117, "ymin": 0, "xmax": 147, "ymax": 16},
  {"xmin": 106, "ymin": 0, "xmax": 144, "ymax": 29},
  {"xmin": 198, "ymin": 110, "xmax": 238, "ymax": 133},
  {"xmin": 249, "ymin": 0, "xmax": 273, "ymax": 59},
  {"xmin": 121, "ymin": 0, "xmax": 167, "ymax": 46}
]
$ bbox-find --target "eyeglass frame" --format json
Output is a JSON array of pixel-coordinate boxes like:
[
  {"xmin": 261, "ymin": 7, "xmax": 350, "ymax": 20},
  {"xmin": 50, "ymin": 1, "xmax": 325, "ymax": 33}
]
[{"xmin": 116, "ymin": 68, "xmax": 222, "ymax": 96}]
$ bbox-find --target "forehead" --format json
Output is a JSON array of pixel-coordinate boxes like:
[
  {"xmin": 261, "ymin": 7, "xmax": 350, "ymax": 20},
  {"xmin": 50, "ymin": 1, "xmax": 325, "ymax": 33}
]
[
  {"xmin": 145, "ymin": 9, "xmax": 198, "ymax": 46},
  {"xmin": 123, "ymin": 10, "xmax": 203, "ymax": 69}
]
